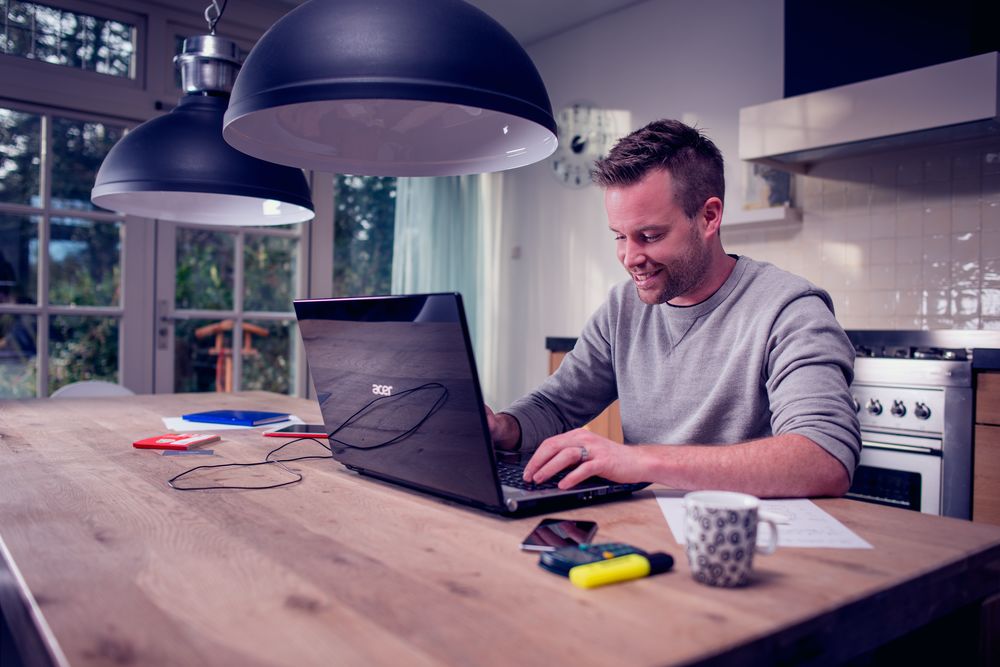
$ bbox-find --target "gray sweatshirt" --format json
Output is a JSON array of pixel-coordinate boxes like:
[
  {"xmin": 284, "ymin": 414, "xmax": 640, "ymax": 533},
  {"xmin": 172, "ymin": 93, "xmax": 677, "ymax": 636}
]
[{"xmin": 505, "ymin": 256, "xmax": 861, "ymax": 481}]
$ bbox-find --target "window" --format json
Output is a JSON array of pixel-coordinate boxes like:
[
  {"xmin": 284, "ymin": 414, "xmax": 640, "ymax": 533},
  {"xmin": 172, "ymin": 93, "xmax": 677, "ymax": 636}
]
[
  {"xmin": 0, "ymin": 104, "xmax": 127, "ymax": 397},
  {"xmin": 333, "ymin": 175, "xmax": 397, "ymax": 296},
  {"xmin": 166, "ymin": 224, "xmax": 303, "ymax": 396},
  {"xmin": 0, "ymin": 0, "xmax": 136, "ymax": 78}
]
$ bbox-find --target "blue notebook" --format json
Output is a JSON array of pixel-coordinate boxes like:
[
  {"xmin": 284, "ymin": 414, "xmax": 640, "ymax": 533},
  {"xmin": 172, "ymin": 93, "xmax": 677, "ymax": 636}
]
[{"xmin": 182, "ymin": 410, "xmax": 290, "ymax": 427}]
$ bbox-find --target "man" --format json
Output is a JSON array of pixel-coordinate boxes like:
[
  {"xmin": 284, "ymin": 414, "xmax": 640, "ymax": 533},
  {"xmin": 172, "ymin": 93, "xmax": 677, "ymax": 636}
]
[{"xmin": 486, "ymin": 119, "xmax": 860, "ymax": 498}]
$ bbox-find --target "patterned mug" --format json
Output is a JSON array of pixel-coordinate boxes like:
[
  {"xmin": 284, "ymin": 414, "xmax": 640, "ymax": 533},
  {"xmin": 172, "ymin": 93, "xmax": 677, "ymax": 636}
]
[{"xmin": 682, "ymin": 490, "xmax": 779, "ymax": 587}]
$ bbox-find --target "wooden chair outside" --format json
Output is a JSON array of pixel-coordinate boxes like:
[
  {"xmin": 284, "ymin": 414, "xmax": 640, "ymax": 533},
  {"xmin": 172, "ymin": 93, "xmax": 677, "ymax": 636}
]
[{"xmin": 194, "ymin": 320, "xmax": 269, "ymax": 392}]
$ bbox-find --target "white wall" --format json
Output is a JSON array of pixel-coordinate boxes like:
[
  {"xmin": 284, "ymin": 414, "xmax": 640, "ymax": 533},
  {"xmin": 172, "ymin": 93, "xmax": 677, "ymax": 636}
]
[{"xmin": 494, "ymin": 0, "xmax": 785, "ymax": 407}]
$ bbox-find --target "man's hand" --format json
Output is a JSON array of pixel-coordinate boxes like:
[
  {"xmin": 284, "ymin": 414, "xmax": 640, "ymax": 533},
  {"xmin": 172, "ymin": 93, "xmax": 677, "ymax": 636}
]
[
  {"xmin": 484, "ymin": 405, "xmax": 521, "ymax": 451},
  {"xmin": 522, "ymin": 428, "xmax": 651, "ymax": 490},
  {"xmin": 522, "ymin": 431, "xmax": 849, "ymax": 498}
]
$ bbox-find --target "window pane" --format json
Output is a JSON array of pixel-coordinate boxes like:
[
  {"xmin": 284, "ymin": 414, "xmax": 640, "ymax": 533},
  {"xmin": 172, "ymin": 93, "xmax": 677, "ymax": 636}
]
[
  {"xmin": 333, "ymin": 175, "xmax": 396, "ymax": 296},
  {"xmin": 245, "ymin": 235, "xmax": 297, "ymax": 312},
  {"xmin": 1, "ymin": 2, "xmax": 136, "ymax": 78},
  {"xmin": 0, "ymin": 107, "xmax": 41, "ymax": 206},
  {"xmin": 31, "ymin": 3, "xmax": 61, "ymax": 64},
  {"xmin": 51, "ymin": 116, "xmax": 126, "ymax": 211},
  {"xmin": 241, "ymin": 319, "xmax": 296, "ymax": 394},
  {"xmin": 96, "ymin": 17, "xmax": 134, "ymax": 77},
  {"xmin": 173, "ymin": 318, "xmax": 230, "ymax": 393},
  {"xmin": 0, "ymin": 212, "xmax": 39, "ymax": 304},
  {"xmin": 0, "ymin": 312, "xmax": 37, "ymax": 398},
  {"xmin": 48, "ymin": 217, "xmax": 121, "ymax": 306},
  {"xmin": 175, "ymin": 228, "xmax": 234, "ymax": 310},
  {"xmin": 48, "ymin": 314, "xmax": 119, "ymax": 394}
]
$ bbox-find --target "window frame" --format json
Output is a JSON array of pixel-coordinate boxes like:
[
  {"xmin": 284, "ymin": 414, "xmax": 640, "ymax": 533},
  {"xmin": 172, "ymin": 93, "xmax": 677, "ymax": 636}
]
[
  {"xmin": 0, "ymin": 97, "xmax": 154, "ymax": 397},
  {"xmin": 0, "ymin": 0, "xmax": 145, "ymax": 87},
  {"xmin": 154, "ymin": 215, "xmax": 312, "ymax": 396},
  {"xmin": 0, "ymin": 0, "xmax": 321, "ymax": 398}
]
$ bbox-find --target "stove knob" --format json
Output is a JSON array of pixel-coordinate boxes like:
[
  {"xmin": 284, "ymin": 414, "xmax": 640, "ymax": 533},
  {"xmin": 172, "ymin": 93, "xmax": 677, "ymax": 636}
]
[
  {"xmin": 890, "ymin": 400, "xmax": 907, "ymax": 417},
  {"xmin": 866, "ymin": 398, "xmax": 883, "ymax": 416},
  {"xmin": 852, "ymin": 396, "xmax": 861, "ymax": 413},
  {"xmin": 914, "ymin": 402, "xmax": 932, "ymax": 420}
]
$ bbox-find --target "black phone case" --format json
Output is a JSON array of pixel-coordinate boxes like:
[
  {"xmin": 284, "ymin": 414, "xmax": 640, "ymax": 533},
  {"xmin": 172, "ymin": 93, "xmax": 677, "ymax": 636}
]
[{"xmin": 538, "ymin": 542, "xmax": 648, "ymax": 576}]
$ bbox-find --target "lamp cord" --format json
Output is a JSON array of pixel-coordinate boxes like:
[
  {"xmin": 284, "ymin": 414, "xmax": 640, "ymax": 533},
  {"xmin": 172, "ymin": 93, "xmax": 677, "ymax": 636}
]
[{"xmin": 204, "ymin": 0, "xmax": 229, "ymax": 35}]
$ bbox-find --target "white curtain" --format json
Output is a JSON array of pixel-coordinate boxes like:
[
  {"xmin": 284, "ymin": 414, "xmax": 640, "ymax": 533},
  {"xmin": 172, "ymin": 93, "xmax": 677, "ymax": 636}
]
[{"xmin": 392, "ymin": 173, "xmax": 504, "ymax": 404}]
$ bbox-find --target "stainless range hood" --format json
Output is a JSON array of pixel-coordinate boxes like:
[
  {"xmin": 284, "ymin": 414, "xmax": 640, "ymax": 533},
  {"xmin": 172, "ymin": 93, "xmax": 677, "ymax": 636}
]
[{"xmin": 739, "ymin": 52, "xmax": 1000, "ymax": 172}]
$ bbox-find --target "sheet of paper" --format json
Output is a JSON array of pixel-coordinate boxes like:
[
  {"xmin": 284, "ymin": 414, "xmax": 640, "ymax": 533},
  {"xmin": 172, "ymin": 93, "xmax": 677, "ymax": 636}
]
[
  {"xmin": 655, "ymin": 492, "xmax": 873, "ymax": 549},
  {"xmin": 162, "ymin": 415, "xmax": 304, "ymax": 431}
]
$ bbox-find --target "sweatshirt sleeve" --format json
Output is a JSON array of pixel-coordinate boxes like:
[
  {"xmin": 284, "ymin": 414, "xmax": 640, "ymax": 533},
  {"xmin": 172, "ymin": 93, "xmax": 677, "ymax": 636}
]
[
  {"xmin": 765, "ymin": 293, "xmax": 862, "ymax": 482},
  {"xmin": 503, "ymin": 301, "xmax": 619, "ymax": 451}
]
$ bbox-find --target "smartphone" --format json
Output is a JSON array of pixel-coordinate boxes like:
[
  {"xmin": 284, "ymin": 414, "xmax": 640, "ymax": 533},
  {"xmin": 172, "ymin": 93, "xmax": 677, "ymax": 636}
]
[
  {"xmin": 263, "ymin": 424, "xmax": 328, "ymax": 438},
  {"xmin": 520, "ymin": 519, "xmax": 598, "ymax": 552}
]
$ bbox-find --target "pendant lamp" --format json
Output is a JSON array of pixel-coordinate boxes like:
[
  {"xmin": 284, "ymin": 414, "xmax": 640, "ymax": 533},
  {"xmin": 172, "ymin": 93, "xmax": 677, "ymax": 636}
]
[
  {"xmin": 222, "ymin": 0, "xmax": 558, "ymax": 176},
  {"xmin": 92, "ymin": 18, "xmax": 314, "ymax": 225}
]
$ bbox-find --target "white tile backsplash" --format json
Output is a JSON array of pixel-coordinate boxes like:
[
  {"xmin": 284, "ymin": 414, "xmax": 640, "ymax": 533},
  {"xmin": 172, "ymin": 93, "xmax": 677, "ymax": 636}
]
[
  {"xmin": 924, "ymin": 157, "xmax": 951, "ymax": 183},
  {"xmin": 922, "ymin": 204, "xmax": 951, "ymax": 237},
  {"xmin": 896, "ymin": 207, "xmax": 923, "ymax": 237},
  {"xmin": 952, "ymin": 203, "xmax": 981, "ymax": 233},
  {"xmin": 983, "ymin": 231, "xmax": 1000, "ymax": 261},
  {"xmin": 952, "ymin": 152, "xmax": 981, "ymax": 181},
  {"xmin": 984, "ymin": 259, "xmax": 1000, "ymax": 289},
  {"xmin": 984, "ymin": 289, "xmax": 1000, "ymax": 318},
  {"xmin": 724, "ymin": 138, "xmax": 1000, "ymax": 330},
  {"xmin": 983, "ymin": 200, "xmax": 1000, "ymax": 228}
]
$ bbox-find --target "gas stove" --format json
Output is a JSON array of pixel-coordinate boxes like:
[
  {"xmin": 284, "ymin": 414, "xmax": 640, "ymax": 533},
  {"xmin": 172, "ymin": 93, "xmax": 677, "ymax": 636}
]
[
  {"xmin": 853, "ymin": 344, "xmax": 968, "ymax": 361},
  {"xmin": 845, "ymin": 331, "xmax": 982, "ymax": 519}
]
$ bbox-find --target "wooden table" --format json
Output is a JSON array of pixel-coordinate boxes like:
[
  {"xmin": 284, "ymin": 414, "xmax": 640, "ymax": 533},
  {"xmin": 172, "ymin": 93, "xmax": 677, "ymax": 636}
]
[{"xmin": 2, "ymin": 392, "xmax": 999, "ymax": 666}]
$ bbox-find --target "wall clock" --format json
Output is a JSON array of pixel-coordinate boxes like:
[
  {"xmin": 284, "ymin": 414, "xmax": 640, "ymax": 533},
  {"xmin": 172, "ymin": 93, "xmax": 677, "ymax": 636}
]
[{"xmin": 550, "ymin": 103, "xmax": 617, "ymax": 188}]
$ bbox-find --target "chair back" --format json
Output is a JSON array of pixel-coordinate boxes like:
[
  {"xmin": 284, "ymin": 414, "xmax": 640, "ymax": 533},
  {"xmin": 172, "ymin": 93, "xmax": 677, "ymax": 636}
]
[{"xmin": 50, "ymin": 381, "xmax": 135, "ymax": 398}]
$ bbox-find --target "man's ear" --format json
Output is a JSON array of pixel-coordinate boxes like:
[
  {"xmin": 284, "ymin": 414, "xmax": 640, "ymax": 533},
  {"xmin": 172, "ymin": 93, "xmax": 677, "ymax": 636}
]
[{"xmin": 701, "ymin": 197, "xmax": 723, "ymax": 237}]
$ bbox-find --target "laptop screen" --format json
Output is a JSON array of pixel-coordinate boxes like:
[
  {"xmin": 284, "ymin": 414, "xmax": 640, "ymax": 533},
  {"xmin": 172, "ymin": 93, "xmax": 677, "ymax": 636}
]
[{"xmin": 294, "ymin": 293, "xmax": 504, "ymax": 508}]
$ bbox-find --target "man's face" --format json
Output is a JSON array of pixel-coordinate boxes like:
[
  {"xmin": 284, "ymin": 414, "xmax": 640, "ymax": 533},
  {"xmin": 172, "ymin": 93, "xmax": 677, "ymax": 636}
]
[{"xmin": 605, "ymin": 169, "xmax": 711, "ymax": 306}]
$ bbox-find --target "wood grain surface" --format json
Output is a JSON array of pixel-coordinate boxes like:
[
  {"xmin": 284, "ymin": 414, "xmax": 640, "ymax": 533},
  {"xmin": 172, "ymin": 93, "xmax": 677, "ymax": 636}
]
[
  {"xmin": 975, "ymin": 425, "xmax": 1000, "ymax": 526},
  {"xmin": 1, "ymin": 392, "xmax": 1000, "ymax": 667},
  {"xmin": 978, "ymin": 372, "xmax": 1000, "ymax": 426}
]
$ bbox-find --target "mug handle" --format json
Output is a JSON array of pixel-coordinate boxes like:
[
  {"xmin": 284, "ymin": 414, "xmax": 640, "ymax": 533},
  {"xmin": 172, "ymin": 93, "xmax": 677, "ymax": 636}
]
[{"xmin": 755, "ymin": 511, "xmax": 781, "ymax": 555}]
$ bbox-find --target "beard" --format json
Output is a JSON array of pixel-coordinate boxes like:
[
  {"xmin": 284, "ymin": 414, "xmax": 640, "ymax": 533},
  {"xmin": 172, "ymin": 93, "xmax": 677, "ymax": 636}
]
[{"xmin": 634, "ymin": 226, "xmax": 712, "ymax": 305}]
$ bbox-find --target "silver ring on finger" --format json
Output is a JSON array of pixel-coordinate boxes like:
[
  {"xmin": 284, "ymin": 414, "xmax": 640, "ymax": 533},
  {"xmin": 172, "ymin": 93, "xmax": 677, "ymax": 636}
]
[{"xmin": 579, "ymin": 446, "xmax": 589, "ymax": 462}]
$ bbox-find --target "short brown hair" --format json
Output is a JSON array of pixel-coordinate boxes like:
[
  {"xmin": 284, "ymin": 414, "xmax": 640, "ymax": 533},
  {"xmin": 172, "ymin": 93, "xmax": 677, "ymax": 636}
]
[{"xmin": 592, "ymin": 119, "xmax": 725, "ymax": 219}]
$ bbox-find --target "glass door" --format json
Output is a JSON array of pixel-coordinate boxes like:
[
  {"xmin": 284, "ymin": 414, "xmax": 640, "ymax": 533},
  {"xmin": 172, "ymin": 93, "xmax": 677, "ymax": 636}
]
[
  {"xmin": 0, "ymin": 101, "xmax": 152, "ymax": 398},
  {"xmin": 153, "ymin": 221, "xmax": 308, "ymax": 395}
]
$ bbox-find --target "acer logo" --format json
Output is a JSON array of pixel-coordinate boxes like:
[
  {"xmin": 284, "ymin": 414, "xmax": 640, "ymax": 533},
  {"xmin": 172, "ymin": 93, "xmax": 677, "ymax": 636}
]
[{"xmin": 371, "ymin": 384, "xmax": 393, "ymax": 396}]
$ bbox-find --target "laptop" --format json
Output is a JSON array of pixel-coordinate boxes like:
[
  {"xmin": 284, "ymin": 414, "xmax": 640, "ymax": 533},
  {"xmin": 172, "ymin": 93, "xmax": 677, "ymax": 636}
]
[{"xmin": 293, "ymin": 292, "xmax": 649, "ymax": 516}]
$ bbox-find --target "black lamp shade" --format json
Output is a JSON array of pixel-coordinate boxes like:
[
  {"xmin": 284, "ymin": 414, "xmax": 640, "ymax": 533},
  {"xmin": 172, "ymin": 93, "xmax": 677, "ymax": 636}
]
[
  {"xmin": 222, "ymin": 0, "xmax": 558, "ymax": 176},
  {"xmin": 92, "ymin": 94, "xmax": 315, "ymax": 225}
]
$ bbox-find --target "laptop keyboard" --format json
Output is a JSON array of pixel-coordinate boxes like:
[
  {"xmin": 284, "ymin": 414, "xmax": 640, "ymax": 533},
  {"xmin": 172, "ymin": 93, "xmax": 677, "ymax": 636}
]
[{"xmin": 496, "ymin": 460, "xmax": 568, "ymax": 491}]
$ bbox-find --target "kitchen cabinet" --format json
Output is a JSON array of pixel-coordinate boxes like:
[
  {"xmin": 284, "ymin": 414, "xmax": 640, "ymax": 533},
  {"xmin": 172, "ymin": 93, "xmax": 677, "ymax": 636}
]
[{"xmin": 975, "ymin": 372, "xmax": 1000, "ymax": 526}]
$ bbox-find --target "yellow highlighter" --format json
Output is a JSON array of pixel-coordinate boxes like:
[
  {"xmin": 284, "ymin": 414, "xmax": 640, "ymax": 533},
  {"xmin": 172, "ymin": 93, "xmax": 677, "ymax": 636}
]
[{"xmin": 569, "ymin": 552, "xmax": 674, "ymax": 589}]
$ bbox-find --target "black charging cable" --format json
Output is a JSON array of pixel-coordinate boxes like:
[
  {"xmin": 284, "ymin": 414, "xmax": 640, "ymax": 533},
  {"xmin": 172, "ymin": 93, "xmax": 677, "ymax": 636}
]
[
  {"xmin": 167, "ymin": 382, "xmax": 449, "ymax": 491},
  {"xmin": 327, "ymin": 382, "xmax": 448, "ymax": 450},
  {"xmin": 167, "ymin": 436, "xmax": 333, "ymax": 491}
]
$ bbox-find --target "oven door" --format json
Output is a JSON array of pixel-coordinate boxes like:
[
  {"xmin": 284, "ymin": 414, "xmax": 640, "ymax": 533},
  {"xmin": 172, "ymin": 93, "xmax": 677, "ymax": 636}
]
[{"xmin": 847, "ymin": 433, "xmax": 942, "ymax": 515}]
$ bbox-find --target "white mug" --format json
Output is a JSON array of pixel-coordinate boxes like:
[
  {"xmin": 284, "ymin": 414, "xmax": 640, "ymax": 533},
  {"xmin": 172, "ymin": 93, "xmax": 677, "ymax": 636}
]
[{"xmin": 682, "ymin": 490, "xmax": 779, "ymax": 587}]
